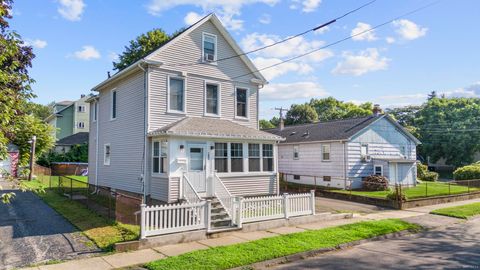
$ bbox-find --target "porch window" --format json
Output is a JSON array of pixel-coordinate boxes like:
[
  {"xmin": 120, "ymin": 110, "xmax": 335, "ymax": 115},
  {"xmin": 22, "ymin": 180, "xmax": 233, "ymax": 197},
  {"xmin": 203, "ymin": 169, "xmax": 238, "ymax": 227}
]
[
  {"xmin": 168, "ymin": 77, "xmax": 185, "ymax": 113},
  {"xmin": 214, "ymin": 143, "xmax": 228, "ymax": 173},
  {"xmin": 205, "ymin": 83, "xmax": 219, "ymax": 115},
  {"xmin": 153, "ymin": 141, "xmax": 167, "ymax": 174},
  {"xmin": 235, "ymin": 88, "xmax": 247, "ymax": 118},
  {"xmin": 231, "ymin": 143, "xmax": 243, "ymax": 172},
  {"xmin": 262, "ymin": 144, "xmax": 274, "ymax": 171},
  {"xmin": 374, "ymin": 165, "xmax": 383, "ymax": 176},
  {"xmin": 248, "ymin": 144, "xmax": 260, "ymax": 172},
  {"xmin": 322, "ymin": 144, "xmax": 330, "ymax": 161}
]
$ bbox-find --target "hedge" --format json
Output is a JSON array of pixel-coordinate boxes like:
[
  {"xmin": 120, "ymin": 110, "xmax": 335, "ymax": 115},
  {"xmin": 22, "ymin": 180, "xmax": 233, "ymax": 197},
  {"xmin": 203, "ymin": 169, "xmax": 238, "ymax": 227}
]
[
  {"xmin": 453, "ymin": 162, "xmax": 480, "ymax": 180},
  {"xmin": 417, "ymin": 163, "xmax": 439, "ymax": 182}
]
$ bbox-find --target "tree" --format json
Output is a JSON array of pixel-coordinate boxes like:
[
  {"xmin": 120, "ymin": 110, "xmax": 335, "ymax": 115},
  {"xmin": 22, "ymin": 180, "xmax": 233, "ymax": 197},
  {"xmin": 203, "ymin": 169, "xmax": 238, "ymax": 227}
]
[
  {"xmin": 309, "ymin": 97, "xmax": 373, "ymax": 122},
  {"xmin": 113, "ymin": 28, "xmax": 185, "ymax": 71},
  {"xmin": 24, "ymin": 101, "xmax": 53, "ymax": 120},
  {"xmin": 386, "ymin": 105, "xmax": 422, "ymax": 127},
  {"xmin": 285, "ymin": 104, "xmax": 318, "ymax": 125},
  {"xmin": 427, "ymin": 91, "xmax": 437, "ymax": 100},
  {"xmin": 259, "ymin": 119, "xmax": 275, "ymax": 129}
]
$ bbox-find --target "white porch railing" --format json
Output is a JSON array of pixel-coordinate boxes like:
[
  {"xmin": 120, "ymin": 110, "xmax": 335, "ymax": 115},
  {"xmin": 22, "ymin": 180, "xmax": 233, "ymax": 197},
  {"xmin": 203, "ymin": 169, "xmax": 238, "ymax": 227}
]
[
  {"xmin": 182, "ymin": 173, "xmax": 203, "ymax": 204},
  {"xmin": 212, "ymin": 172, "xmax": 236, "ymax": 222},
  {"xmin": 140, "ymin": 201, "xmax": 207, "ymax": 238}
]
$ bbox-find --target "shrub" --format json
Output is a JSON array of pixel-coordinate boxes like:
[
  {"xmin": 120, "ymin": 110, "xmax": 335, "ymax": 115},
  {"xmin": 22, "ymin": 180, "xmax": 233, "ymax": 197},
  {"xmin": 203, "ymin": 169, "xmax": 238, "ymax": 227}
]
[
  {"xmin": 417, "ymin": 163, "xmax": 439, "ymax": 182},
  {"xmin": 386, "ymin": 190, "xmax": 407, "ymax": 201},
  {"xmin": 453, "ymin": 163, "xmax": 480, "ymax": 180},
  {"xmin": 362, "ymin": 175, "xmax": 390, "ymax": 191}
]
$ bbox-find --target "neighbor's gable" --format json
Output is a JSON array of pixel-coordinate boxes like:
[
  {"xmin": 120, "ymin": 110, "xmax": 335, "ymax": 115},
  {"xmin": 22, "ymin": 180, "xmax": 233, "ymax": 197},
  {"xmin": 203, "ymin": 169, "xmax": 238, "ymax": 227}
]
[{"xmin": 350, "ymin": 117, "xmax": 417, "ymax": 145}]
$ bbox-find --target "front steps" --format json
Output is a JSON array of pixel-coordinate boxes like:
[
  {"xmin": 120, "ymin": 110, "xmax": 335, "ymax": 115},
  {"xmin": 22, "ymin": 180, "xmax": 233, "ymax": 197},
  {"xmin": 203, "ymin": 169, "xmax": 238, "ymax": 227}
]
[{"xmin": 209, "ymin": 198, "xmax": 238, "ymax": 232}]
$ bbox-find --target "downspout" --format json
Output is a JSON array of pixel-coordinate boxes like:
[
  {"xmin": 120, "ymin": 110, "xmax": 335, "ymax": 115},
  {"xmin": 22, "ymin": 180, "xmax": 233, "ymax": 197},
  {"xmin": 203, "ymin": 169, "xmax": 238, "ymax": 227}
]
[
  {"xmin": 343, "ymin": 142, "xmax": 347, "ymax": 189},
  {"xmin": 94, "ymin": 99, "xmax": 99, "ymax": 189},
  {"xmin": 138, "ymin": 61, "xmax": 149, "ymax": 203}
]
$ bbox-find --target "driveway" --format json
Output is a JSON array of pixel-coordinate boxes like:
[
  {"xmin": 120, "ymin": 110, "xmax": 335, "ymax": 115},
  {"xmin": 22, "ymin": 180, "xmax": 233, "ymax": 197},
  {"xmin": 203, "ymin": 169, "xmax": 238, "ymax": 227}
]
[
  {"xmin": 0, "ymin": 179, "xmax": 99, "ymax": 270},
  {"xmin": 315, "ymin": 196, "xmax": 389, "ymax": 214},
  {"xmin": 272, "ymin": 215, "xmax": 480, "ymax": 269}
]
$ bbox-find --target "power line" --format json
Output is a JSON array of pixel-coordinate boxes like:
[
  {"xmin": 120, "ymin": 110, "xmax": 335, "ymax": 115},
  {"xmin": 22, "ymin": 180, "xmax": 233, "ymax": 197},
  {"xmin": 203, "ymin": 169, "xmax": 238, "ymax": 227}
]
[
  {"xmin": 231, "ymin": 0, "xmax": 442, "ymax": 80},
  {"xmin": 162, "ymin": 0, "xmax": 378, "ymax": 68}
]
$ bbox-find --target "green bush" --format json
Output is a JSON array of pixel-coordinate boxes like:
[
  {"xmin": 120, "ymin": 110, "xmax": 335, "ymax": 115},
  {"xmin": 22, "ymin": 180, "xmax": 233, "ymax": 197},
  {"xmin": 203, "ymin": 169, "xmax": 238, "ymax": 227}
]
[
  {"xmin": 453, "ymin": 163, "xmax": 480, "ymax": 180},
  {"xmin": 362, "ymin": 175, "xmax": 390, "ymax": 191},
  {"xmin": 417, "ymin": 163, "xmax": 438, "ymax": 182}
]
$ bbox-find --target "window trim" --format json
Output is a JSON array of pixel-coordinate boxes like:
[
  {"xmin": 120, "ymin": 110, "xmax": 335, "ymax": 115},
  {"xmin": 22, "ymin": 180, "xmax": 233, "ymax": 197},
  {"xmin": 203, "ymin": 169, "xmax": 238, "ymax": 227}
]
[
  {"xmin": 104, "ymin": 144, "xmax": 111, "ymax": 166},
  {"xmin": 204, "ymin": 80, "xmax": 221, "ymax": 117},
  {"xmin": 111, "ymin": 89, "xmax": 117, "ymax": 120},
  {"xmin": 293, "ymin": 145, "xmax": 299, "ymax": 160},
  {"xmin": 361, "ymin": 144, "xmax": 369, "ymax": 156},
  {"xmin": 374, "ymin": 165, "xmax": 383, "ymax": 176},
  {"xmin": 152, "ymin": 140, "xmax": 168, "ymax": 175},
  {"xmin": 78, "ymin": 105, "xmax": 86, "ymax": 113},
  {"xmin": 234, "ymin": 87, "xmax": 249, "ymax": 120},
  {"xmin": 202, "ymin": 32, "xmax": 217, "ymax": 64},
  {"xmin": 322, "ymin": 144, "xmax": 331, "ymax": 161},
  {"xmin": 167, "ymin": 75, "xmax": 187, "ymax": 114}
]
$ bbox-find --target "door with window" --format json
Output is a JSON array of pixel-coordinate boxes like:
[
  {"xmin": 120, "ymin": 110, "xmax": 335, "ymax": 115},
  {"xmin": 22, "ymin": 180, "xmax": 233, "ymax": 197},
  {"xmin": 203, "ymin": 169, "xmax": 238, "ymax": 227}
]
[{"xmin": 187, "ymin": 144, "xmax": 207, "ymax": 193}]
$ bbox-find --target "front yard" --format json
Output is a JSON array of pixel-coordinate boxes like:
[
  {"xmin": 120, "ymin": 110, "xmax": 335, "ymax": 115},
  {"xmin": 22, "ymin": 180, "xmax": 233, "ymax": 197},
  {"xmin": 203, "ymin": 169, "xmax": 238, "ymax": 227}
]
[{"xmin": 430, "ymin": 202, "xmax": 480, "ymax": 219}]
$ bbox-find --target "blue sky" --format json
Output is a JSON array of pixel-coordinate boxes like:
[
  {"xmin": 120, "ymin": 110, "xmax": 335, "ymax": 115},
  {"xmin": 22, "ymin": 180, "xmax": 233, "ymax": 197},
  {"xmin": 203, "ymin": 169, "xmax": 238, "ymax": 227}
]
[{"xmin": 9, "ymin": 0, "xmax": 480, "ymax": 119}]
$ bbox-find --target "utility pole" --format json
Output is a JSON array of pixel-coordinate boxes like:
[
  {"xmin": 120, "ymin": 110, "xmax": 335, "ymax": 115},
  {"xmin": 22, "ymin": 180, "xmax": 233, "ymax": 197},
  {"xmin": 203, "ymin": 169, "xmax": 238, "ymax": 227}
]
[
  {"xmin": 274, "ymin": 107, "xmax": 288, "ymax": 130},
  {"xmin": 28, "ymin": 135, "xmax": 36, "ymax": 181}
]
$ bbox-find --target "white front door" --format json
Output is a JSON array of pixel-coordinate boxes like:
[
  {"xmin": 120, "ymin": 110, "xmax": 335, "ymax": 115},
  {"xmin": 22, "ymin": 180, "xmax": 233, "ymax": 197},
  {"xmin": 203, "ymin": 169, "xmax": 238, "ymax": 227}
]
[{"xmin": 187, "ymin": 144, "xmax": 207, "ymax": 193}]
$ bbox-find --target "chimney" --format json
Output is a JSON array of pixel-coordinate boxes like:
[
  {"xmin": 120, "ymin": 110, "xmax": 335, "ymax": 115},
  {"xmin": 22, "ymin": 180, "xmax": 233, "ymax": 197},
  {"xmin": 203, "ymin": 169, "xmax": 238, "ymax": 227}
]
[
  {"xmin": 80, "ymin": 94, "xmax": 85, "ymax": 98},
  {"xmin": 372, "ymin": 104, "xmax": 383, "ymax": 116},
  {"xmin": 279, "ymin": 117, "xmax": 284, "ymax": 130},
  {"xmin": 107, "ymin": 71, "xmax": 111, "ymax": 78}
]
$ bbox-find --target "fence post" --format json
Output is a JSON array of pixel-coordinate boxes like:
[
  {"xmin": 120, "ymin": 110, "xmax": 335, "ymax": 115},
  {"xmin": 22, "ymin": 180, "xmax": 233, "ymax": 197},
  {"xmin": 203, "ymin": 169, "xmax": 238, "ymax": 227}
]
[
  {"xmin": 205, "ymin": 199, "xmax": 212, "ymax": 232},
  {"xmin": 283, "ymin": 193, "xmax": 290, "ymax": 219},
  {"xmin": 70, "ymin": 178, "xmax": 73, "ymax": 199},
  {"xmin": 425, "ymin": 181, "xmax": 428, "ymax": 197},
  {"xmin": 179, "ymin": 174, "xmax": 184, "ymax": 200},
  {"xmin": 314, "ymin": 177, "xmax": 317, "ymax": 193},
  {"xmin": 310, "ymin": 190, "xmax": 316, "ymax": 215},
  {"xmin": 140, "ymin": 204, "xmax": 146, "ymax": 239},
  {"xmin": 449, "ymin": 182, "xmax": 451, "ymax": 195},
  {"xmin": 468, "ymin": 180, "xmax": 470, "ymax": 193},
  {"xmin": 237, "ymin": 197, "xmax": 243, "ymax": 228},
  {"xmin": 49, "ymin": 175, "xmax": 52, "ymax": 189}
]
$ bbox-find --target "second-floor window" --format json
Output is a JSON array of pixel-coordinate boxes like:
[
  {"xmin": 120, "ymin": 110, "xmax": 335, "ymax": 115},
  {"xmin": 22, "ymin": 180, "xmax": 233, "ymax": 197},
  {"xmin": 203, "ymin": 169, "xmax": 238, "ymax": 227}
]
[
  {"xmin": 77, "ymin": 122, "xmax": 85, "ymax": 129},
  {"xmin": 236, "ymin": 88, "xmax": 248, "ymax": 118},
  {"xmin": 168, "ymin": 77, "xmax": 185, "ymax": 113},
  {"xmin": 205, "ymin": 82, "xmax": 219, "ymax": 116},
  {"xmin": 111, "ymin": 90, "xmax": 117, "ymax": 119},
  {"xmin": 78, "ymin": 105, "xmax": 86, "ymax": 112},
  {"xmin": 93, "ymin": 102, "xmax": 97, "ymax": 121},
  {"xmin": 203, "ymin": 33, "xmax": 217, "ymax": 62}
]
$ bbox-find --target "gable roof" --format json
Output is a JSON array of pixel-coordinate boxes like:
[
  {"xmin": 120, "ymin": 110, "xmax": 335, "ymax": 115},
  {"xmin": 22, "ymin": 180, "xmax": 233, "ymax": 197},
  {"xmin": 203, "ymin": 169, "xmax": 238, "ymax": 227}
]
[
  {"xmin": 148, "ymin": 117, "xmax": 284, "ymax": 141},
  {"xmin": 265, "ymin": 114, "xmax": 421, "ymax": 145},
  {"xmin": 56, "ymin": 132, "xmax": 89, "ymax": 146},
  {"xmin": 92, "ymin": 13, "xmax": 266, "ymax": 91}
]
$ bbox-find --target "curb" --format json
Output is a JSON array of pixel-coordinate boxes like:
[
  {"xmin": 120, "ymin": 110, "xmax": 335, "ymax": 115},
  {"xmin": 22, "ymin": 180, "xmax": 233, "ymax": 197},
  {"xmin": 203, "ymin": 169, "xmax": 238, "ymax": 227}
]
[{"xmin": 230, "ymin": 229, "xmax": 419, "ymax": 270}]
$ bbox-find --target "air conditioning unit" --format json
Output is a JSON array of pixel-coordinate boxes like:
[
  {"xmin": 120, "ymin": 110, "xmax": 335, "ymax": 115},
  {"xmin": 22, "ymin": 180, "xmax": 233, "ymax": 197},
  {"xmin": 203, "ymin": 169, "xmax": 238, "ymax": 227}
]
[
  {"xmin": 204, "ymin": 53, "xmax": 215, "ymax": 62},
  {"xmin": 361, "ymin": 155, "xmax": 372, "ymax": 162}
]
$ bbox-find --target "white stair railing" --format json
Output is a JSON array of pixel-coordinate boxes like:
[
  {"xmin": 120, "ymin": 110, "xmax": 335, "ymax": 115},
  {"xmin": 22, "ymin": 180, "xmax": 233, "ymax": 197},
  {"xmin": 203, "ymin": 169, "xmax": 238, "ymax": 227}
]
[
  {"xmin": 182, "ymin": 173, "xmax": 203, "ymax": 204},
  {"xmin": 212, "ymin": 172, "xmax": 235, "ymax": 221}
]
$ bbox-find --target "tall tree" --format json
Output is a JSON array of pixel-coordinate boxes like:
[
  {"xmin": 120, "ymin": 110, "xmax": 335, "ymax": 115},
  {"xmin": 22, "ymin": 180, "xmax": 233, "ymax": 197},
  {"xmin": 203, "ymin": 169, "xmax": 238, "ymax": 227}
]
[
  {"xmin": 309, "ymin": 97, "xmax": 373, "ymax": 122},
  {"xmin": 113, "ymin": 28, "xmax": 185, "ymax": 71},
  {"xmin": 427, "ymin": 91, "xmax": 437, "ymax": 100},
  {"xmin": 24, "ymin": 101, "xmax": 53, "ymax": 120},
  {"xmin": 259, "ymin": 119, "xmax": 275, "ymax": 130},
  {"xmin": 285, "ymin": 104, "xmax": 318, "ymax": 125}
]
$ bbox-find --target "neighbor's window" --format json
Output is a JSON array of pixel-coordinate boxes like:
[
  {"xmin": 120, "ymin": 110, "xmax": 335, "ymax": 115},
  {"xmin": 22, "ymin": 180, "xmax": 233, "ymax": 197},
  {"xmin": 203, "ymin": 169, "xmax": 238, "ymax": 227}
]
[
  {"xmin": 230, "ymin": 143, "xmax": 243, "ymax": 172},
  {"xmin": 203, "ymin": 33, "xmax": 216, "ymax": 62},
  {"xmin": 93, "ymin": 102, "xmax": 98, "ymax": 121},
  {"xmin": 293, "ymin": 175, "xmax": 300, "ymax": 180},
  {"xmin": 152, "ymin": 141, "xmax": 167, "ymax": 174},
  {"xmin": 322, "ymin": 144, "xmax": 330, "ymax": 161},
  {"xmin": 104, "ymin": 144, "xmax": 111, "ymax": 165},
  {"xmin": 236, "ymin": 88, "xmax": 247, "ymax": 118},
  {"xmin": 169, "ymin": 77, "xmax": 185, "ymax": 113},
  {"xmin": 205, "ymin": 83, "xmax": 219, "ymax": 115},
  {"xmin": 293, "ymin": 145, "xmax": 299, "ymax": 160},
  {"xmin": 323, "ymin": 176, "xmax": 331, "ymax": 182},
  {"xmin": 214, "ymin": 143, "xmax": 228, "ymax": 173},
  {"xmin": 248, "ymin": 144, "xmax": 260, "ymax": 172},
  {"xmin": 77, "ymin": 122, "xmax": 85, "ymax": 129},
  {"xmin": 111, "ymin": 90, "xmax": 117, "ymax": 119},
  {"xmin": 374, "ymin": 165, "xmax": 383, "ymax": 176},
  {"xmin": 78, "ymin": 105, "xmax": 86, "ymax": 112},
  {"xmin": 262, "ymin": 144, "xmax": 274, "ymax": 172},
  {"xmin": 361, "ymin": 144, "xmax": 368, "ymax": 156}
]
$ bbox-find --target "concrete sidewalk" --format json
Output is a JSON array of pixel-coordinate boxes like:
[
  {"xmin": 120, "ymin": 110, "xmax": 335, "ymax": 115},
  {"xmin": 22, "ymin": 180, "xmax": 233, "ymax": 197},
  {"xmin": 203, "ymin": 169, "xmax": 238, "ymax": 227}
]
[{"xmin": 22, "ymin": 198, "xmax": 480, "ymax": 270}]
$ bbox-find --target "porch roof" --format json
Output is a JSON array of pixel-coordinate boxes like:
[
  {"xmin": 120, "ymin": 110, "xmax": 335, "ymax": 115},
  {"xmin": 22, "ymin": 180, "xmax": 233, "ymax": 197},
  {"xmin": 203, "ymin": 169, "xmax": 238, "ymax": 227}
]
[{"xmin": 148, "ymin": 117, "xmax": 285, "ymax": 141}]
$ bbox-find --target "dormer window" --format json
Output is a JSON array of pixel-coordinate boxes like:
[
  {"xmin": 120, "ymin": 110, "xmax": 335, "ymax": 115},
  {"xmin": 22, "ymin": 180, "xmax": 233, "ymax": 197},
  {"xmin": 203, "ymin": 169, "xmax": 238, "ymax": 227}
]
[{"xmin": 202, "ymin": 33, "xmax": 217, "ymax": 62}]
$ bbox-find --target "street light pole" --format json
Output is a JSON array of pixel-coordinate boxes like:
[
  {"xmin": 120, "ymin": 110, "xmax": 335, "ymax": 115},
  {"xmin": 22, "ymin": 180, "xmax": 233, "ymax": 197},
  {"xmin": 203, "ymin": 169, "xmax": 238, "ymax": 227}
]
[{"xmin": 28, "ymin": 135, "xmax": 36, "ymax": 181}]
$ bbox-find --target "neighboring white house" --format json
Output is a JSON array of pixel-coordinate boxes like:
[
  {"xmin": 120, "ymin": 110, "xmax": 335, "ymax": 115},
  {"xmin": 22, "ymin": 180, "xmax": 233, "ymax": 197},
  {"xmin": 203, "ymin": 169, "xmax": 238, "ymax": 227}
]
[
  {"xmin": 266, "ymin": 114, "xmax": 421, "ymax": 189},
  {"xmin": 87, "ymin": 13, "xmax": 283, "ymax": 211}
]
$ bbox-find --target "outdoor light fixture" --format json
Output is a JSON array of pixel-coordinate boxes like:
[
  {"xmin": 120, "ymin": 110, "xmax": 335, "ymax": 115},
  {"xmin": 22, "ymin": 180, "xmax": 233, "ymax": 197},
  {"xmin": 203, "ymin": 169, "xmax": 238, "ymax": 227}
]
[
  {"xmin": 210, "ymin": 146, "xmax": 214, "ymax": 150},
  {"xmin": 179, "ymin": 145, "xmax": 184, "ymax": 150}
]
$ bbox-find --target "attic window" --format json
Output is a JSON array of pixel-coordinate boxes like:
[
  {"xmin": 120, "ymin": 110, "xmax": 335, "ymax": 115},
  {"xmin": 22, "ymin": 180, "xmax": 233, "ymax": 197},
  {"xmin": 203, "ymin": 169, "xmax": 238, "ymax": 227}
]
[{"xmin": 202, "ymin": 33, "xmax": 217, "ymax": 62}]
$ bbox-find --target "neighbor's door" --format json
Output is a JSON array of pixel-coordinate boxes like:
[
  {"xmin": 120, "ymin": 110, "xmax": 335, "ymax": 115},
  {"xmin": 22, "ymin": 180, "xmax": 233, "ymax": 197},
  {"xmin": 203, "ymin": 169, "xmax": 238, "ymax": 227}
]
[{"xmin": 187, "ymin": 145, "xmax": 207, "ymax": 193}]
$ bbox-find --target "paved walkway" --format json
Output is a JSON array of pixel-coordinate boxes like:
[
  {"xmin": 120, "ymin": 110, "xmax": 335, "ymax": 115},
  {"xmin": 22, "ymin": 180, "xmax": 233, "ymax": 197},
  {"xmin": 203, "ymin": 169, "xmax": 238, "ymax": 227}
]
[{"xmin": 21, "ymin": 198, "xmax": 480, "ymax": 270}]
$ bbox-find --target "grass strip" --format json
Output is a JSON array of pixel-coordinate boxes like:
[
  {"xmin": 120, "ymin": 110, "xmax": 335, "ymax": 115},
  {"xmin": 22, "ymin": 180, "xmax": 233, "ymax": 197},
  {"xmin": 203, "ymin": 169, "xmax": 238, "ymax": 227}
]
[
  {"xmin": 145, "ymin": 219, "xmax": 420, "ymax": 270},
  {"xmin": 23, "ymin": 180, "xmax": 139, "ymax": 251},
  {"xmin": 430, "ymin": 202, "xmax": 480, "ymax": 219}
]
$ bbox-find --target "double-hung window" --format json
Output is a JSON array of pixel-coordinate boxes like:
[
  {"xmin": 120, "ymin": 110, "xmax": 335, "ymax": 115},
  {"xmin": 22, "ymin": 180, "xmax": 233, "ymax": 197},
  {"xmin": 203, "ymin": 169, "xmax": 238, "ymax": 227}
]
[
  {"xmin": 168, "ymin": 77, "xmax": 185, "ymax": 113},
  {"xmin": 77, "ymin": 122, "xmax": 85, "ymax": 129},
  {"xmin": 104, "ymin": 144, "xmax": 111, "ymax": 165},
  {"xmin": 322, "ymin": 144, "xmax": 331, "ymax": 161},
  {"xmin": 235, "ymin": 88, "xmax": 248, "ymax": 118},
  {"xmin": 293, "ymin": 145, "xmax": 299, "ymax": 159},
  {"xmin": 262, "ymin": 144, "xmax": 274, "ymax": 171},
  {"xmin": 93, "ymin": 102, "xmax": 97, "ymax": 121},
  {"xmin": 203, "ymin": 33, "xmax": 216, "ymax": 62},
  {"xmin": 78, "ymin": 105, "xmax": 86, "ymax": 112},
  {"xmin": 152, "ymin": 141, "xmax": 167, "ymax": 174},
  {"xmin": 205, "ymin": 83, "xmax": 219, "ymax": 116},
  {"xmin": 214, "ymin": 143, "xmax": 228, "ymax": 173},
  {"xmin": 111, "ymin": 90, "xmax": 117, "ymax": 119},
  {"xmin": 374, "ymin": 165, "xmax": 383, "ymax": 176},
  {"xmin": 230, "ymin": 143, "xmax": 243, "ymax": 172},
  {"xmin": 248, "ymin": 144, "xmax": 260, "ymax": 172}
]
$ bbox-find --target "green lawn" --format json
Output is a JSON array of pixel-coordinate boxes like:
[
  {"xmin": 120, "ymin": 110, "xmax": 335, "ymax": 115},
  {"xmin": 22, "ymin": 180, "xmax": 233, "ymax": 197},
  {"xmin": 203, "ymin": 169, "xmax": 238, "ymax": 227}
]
[
  {"xmin": 431, "ymin": 202, "xmax": 480, "ymax": 219},
  {"xmin": 331, "ymin": 182, "xmax": 480, "ymax": 200},
  {"xmin": 145, "ymin": 219, "xmax": 420, "ymax": 270},
  {"xmin": 23, "ymin": 180, "xmax": 139, "ymax": 251}
]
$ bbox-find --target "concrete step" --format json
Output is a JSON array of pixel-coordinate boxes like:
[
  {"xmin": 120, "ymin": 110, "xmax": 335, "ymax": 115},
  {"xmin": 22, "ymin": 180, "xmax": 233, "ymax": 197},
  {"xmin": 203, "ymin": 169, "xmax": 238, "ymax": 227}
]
[
  {"xmin": 211, "ymin": 212, "xmax": 229, "ymax": 220},
  {"xmin": 211, "ymin": 219, "xmax": 232, "ymax": 228}
]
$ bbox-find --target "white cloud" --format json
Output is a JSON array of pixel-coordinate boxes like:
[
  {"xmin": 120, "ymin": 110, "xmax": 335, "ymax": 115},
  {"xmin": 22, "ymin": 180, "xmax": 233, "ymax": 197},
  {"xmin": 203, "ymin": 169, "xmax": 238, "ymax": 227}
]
[
  {"xmin": 72, "ymin": 46, "xmax": 101, "ymax": 60},
  {"xmin": 259, "ymin": 13, "xmax": 271, "ymax": 24},
  {"xmin": 146, "ymin": 0, "xmax": 279, "ymax": 30},
  {"xmin": 301, "ymin": 0, "xmax": 321, "ymax": 12},
  {"xmin": 261, "ymin": 81, "xmax": 328, "ymax": 100},
  {"xmin": 392, "ymin": 19, "xmax": 428, "ymax": 40},
  {"xmin": 252, "ymin": 57, "xmax": 313, "ymax": 81},
  {"xmin": 108, "ymin": 52, "xmax": 119, "ymax": 61},
  {"xmin": 314, "ymin": 25, "xmax": 329, "ymax": 35},
  {"xmin": 332, "ymin": 48, "xmax": 389, "ymax": 76},
  {"xmin": 441, "ymin": 82, "xmax": 480, "ymax": 98},
  {"xmin": 57, "ymin": 0, "xmax": 85, "ymax": 21},
  {"xmin": 351, "ymin": 22, "xmax": 377, "ymax": 41},
  {"xmin": 25, "ymin": 39, "xmax": 48, "ymax": 49},
  {"xmin": 184, "ymin": 11, "xmax": 204, "ymax": 25},
  {"xmin": 386, "ymin": 37, "xmax": 395, "ymax": 44}
]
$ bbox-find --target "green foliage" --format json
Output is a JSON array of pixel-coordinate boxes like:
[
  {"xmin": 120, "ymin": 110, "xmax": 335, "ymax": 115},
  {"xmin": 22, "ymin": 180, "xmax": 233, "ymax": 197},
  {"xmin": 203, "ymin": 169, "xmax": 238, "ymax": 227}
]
[
  {"xmin": 417, "ymin": 163, "xmax": 439, "ymax": 182},
  {"xmin": 453, "ymin": 162, "xmax": 480, "ymax": 180},
  {"xmin": 37, "ymin": 143, "xmax": 88, "ymax": 167},
  {"xmin": 285, "ymin": 104, "xmax": 318, "ymax": 125},
  {"xmin": 362, "ymin": 175, "xmax": 390, "ymax": 191},
  {"xmin": 24, "ymin": 101, "xmax": 53, "ymax": 120},
  {"xmin": 113, "ymin": 28, "xmax": 185, "ymax": 71},
  {"xmin": 309, "ymin": 97, "xmax": 373, "ymax": 122},
  {"xmin": 259, "ymin": 119, "xmax": 275, "ymax": 129}
]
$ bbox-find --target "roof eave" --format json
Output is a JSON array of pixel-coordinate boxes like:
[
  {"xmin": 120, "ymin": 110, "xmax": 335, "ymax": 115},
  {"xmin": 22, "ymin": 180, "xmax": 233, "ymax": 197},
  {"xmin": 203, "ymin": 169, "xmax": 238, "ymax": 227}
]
[{"xmin": 147, "ymin": 131, "xmax": 283, "ymax": 141}]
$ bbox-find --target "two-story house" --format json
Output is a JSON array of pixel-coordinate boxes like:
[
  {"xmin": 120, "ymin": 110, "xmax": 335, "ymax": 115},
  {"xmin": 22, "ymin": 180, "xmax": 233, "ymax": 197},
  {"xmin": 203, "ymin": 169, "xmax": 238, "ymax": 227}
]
[
  {"xmin": 266, "ymin": 111, "xmax": 421, "ymax": 189},
  {"xmin": 45, "ymin": 95, "xmax": 90, "ymax": 141},
  {"xmin": 87, "ymin": 14, "xmax": 283, "ymax": 205}
]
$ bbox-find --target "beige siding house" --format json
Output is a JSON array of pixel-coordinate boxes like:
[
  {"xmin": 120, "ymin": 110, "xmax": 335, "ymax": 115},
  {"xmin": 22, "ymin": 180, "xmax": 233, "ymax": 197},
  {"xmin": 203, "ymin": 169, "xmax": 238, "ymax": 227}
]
[{"xmin": 87, "ymin": 14, "xmax": 283, "ymax": 205}]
